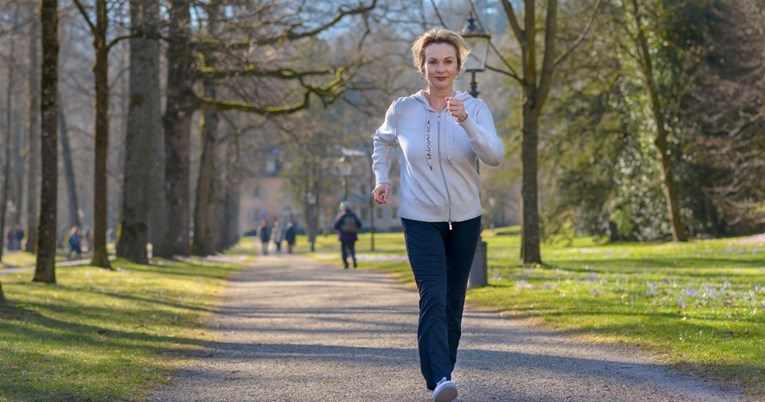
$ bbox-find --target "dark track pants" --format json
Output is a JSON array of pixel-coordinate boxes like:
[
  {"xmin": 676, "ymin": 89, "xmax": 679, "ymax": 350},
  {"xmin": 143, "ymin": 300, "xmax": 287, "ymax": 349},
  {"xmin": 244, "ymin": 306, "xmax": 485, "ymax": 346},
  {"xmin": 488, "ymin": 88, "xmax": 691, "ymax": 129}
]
[
  {"xmin": 401, "ymin": 216, "xmax": 481, "ymax": 390},
  {"xmin": 341, "ymin": 240, "xmax": 357, "ymax": 268}
]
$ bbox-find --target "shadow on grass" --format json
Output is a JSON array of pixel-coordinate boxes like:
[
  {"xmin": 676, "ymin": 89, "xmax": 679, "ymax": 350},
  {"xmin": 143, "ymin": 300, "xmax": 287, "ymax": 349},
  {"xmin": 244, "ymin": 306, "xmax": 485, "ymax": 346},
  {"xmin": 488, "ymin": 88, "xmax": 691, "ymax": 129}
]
[{"xmin": 0, "ymin": 300, "xmax": 208, "ymax": 401}]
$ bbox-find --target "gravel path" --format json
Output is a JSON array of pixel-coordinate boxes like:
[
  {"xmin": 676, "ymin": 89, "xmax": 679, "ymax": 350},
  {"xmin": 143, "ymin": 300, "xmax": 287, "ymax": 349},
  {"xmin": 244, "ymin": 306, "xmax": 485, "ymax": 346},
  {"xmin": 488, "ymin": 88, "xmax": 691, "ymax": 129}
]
[{"xmin": 151, "ymin": 254, "xmax": 750, "ymax": 402}]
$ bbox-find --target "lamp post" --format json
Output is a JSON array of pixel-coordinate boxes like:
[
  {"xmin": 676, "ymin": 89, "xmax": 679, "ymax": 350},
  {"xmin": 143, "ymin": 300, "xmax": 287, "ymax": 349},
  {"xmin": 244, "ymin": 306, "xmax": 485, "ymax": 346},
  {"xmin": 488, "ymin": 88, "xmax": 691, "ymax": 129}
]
[
  {"xmin": 307, "ymin": 191, "xmax": 317, "ymax": 252},
  {"xmin": 461, "ymin": 10, "xmax": 491, "ymax": 289},
  {"xmin": 461, "ymin": 11, "xmax": 491, "ymax": 98},
  {"xmin": 337, "ymin": 155, "xmax": 352, "ymax": 201}
]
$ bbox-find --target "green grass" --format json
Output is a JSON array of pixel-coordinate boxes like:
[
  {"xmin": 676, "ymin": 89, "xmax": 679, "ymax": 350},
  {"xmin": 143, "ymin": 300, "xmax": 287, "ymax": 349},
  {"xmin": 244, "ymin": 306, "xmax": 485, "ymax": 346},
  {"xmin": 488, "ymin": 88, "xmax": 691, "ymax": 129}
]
[
  {"xmin": 0, "ymin": 240, "xmax": 255, "ymax": 401},
  {"xmin": 318, "ymin": 227, "xmax": 765, "ymax": 396},
  {"xmin": 1, "ymin": 251, "xmax": 43, "ymax": 268},
  {"xmin": 2, "ymin": 231, "xmax": 762, "ymax": 399}
]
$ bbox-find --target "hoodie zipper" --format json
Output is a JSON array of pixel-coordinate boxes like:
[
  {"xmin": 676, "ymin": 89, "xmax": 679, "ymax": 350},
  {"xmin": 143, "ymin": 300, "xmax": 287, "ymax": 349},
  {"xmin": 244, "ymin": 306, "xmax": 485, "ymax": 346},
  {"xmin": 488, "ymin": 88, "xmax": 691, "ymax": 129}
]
[{"xmin": 436, "ymin": 111, "xmax": 453, "ymax": 230}]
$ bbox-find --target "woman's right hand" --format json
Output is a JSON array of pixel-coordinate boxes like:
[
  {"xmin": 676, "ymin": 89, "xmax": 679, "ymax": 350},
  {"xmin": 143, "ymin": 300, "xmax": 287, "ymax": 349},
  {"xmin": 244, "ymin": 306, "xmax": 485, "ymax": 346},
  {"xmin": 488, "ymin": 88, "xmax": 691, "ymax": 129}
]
[{"xmin": 372, "ymin": 183, "xmax": 391, "ymax": 205}]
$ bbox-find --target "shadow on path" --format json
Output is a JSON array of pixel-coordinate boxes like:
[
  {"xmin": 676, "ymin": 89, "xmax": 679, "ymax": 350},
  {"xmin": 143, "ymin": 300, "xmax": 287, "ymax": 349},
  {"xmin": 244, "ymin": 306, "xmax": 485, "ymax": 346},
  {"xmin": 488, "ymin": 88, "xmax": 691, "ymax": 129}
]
[{"xmin": 151, "ymin": 254, "xmax": 752, "ymax": 402}]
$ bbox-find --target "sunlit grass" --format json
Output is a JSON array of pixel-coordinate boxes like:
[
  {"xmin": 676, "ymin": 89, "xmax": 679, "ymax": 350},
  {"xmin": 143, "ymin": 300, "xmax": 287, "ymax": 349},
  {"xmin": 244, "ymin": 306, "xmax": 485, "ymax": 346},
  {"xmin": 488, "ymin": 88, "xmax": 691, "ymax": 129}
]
[
  {"xmin": 3, "ymin": 231, "xmax": 762, "ymax": 399},
  {"xmin": 1, "ymin": 251, "xmax": 42, "ymax": 268},
  {"xmin": 328, "ymin": 227, "xmax": 765, "ymax": 395},
  {"xmin": 0, "ymin": 242, "xmax": 247, "ymax": 401}
]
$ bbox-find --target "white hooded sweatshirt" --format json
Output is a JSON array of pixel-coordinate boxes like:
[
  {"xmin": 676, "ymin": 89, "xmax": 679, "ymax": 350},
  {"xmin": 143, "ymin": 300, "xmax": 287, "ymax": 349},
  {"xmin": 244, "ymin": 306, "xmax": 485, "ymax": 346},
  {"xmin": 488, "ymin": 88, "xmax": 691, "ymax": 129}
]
[{"xmin": 372, "ymin": 90, "xmax": 505, "ymax": 224}]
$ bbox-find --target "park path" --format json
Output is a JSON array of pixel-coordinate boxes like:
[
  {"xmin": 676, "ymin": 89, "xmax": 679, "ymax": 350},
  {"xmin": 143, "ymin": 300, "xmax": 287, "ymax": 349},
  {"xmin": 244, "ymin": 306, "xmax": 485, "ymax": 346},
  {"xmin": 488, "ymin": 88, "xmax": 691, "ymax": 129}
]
[{"xmin": 151, "ymin": 253, "xmax": 749, "ymax": 402}]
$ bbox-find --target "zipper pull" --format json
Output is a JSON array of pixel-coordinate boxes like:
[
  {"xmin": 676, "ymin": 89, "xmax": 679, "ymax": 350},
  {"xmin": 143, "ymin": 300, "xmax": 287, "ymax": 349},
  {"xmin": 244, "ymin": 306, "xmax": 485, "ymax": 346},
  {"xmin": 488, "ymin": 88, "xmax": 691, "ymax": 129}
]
[{"xmin": 448, "ymin": 221, "xmax": 452, "ymax": 231}]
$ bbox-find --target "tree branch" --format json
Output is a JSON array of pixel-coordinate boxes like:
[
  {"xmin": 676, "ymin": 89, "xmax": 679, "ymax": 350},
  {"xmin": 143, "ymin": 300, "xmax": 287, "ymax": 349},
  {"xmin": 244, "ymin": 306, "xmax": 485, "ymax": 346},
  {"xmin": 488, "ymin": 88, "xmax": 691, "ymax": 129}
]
[
  {"xmin": 196, "ymin": 65, "xmax": 350, "ymax": 115},
  {"xmin": 72, "ymin": 0, "xmax": 96, "ymax": 33},
  {"xmin": 537, "ymin": 0, "xmax": 558, "ymax": 108},
  {"xmin": 501, "ymin": 0, "xmax": 524, "ymax": 45},
  {"xmin": 554, "ymin": 0, "xmax": 602, "ymax": 67},
  {"xmin": 250, "ymin": 0, "xmax": 377, "ymax": 46}
]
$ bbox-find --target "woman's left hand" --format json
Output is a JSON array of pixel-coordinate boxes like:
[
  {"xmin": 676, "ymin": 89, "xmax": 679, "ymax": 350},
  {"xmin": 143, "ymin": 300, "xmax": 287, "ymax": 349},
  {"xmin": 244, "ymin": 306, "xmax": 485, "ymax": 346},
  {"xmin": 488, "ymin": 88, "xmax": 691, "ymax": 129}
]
[{"xmin": 446, "ymin": 96, "xmax": 467, "ymax": 123}]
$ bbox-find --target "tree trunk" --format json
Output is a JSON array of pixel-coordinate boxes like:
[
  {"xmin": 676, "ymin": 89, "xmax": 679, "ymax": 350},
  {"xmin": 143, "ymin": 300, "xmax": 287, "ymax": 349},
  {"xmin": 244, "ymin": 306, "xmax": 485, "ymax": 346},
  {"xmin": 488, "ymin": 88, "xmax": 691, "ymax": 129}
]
[
  {"xmin": 192, "ymin": 0, "xmax": 222, "ymax": 257},
  {"xmin": 134, "ymin": 0, "xmax": 168, "ymax": 260},
  {"xmin": 34, "ymin": 0, "xmax": 59, "ymax": 284},
  {"xmin": 629, "ymin": 0, "xmax": 687, "ymax": 242},
  {"xmin": 13, "ymin": 113, "xmax": 25, "ymax": 232},
  {"xmin": 0, "ymin": 281, "xmax": 5, "ymax": 304},
  {"xmin": 25, "ymin": 8, "xmax": 41, "ymax": 253},
  {"xmin": 58, "ymin": 104, "xmax": 80, "ymax": 228},
  {"xmin": 0, "ymin": 86, "xmax": 10, "ymax": 262},
  {"xmin": 220, "ymin": 138, "xmax": 240, "ymax": 250},
  {"xmin": 520, "ymin": 96, "xmax": 542, "ymax": 264},
  {"xmin": 88, "ymin": 0, "xmax": 111, "ymax": 268},
  {"xmin": 502, "ymin": 0, "xmax": 569, "ymax": 264},
  {"xmin": 116, "ymin": 0, "xmax": 157, "ymax": 264},
  {"xmin": 191, "ymin": 87, "xmax": 219, "ymax": 256},
  {"xmin": 163, "ymin": 0, "xmax": 195, "ymax": 257},
  {"xmin": 0, "ymin": 5, "xmax": 21, "ymax": 263}
]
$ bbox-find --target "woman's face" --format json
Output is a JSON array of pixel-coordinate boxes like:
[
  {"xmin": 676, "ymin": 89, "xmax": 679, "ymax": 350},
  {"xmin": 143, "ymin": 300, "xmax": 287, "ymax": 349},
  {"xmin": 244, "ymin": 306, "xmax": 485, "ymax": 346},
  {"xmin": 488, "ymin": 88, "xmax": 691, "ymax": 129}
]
[{"xmin": 422, "ymin": 42, "xmax": 459, "ymax": 92}]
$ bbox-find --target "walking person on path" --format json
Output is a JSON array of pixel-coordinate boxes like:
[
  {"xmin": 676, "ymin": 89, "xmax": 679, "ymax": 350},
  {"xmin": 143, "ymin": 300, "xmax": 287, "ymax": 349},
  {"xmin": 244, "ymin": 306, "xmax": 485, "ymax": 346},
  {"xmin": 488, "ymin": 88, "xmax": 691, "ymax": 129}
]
[
  {"xmin": 333, "ymin": 201, "xmax": 362, "ymax": 269},
  {"xmin": 272, "ymin": 221, "xmax": 284, "ymax": 254},
  {"xmin": 258, "ymin": 221, "xmax": 271, "ymax": 256},
  {"xmin": 67, "ymin": 226, "xmax": 83, "ymax": 260},
  {"xmin": 371, "ymin": 28, "xmax": 504, "ymax": 402},
  {"xmin": 284, "ymin": 222, "xmax": 297, "ymax": 254}
]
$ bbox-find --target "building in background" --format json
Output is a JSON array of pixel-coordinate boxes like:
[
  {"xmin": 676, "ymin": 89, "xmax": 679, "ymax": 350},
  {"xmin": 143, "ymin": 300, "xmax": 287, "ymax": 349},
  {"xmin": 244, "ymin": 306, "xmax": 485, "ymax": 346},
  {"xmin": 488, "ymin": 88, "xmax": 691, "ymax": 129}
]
[{"xmin": 238, "ymin": 147, "xmax": 403, "ymax": 237}]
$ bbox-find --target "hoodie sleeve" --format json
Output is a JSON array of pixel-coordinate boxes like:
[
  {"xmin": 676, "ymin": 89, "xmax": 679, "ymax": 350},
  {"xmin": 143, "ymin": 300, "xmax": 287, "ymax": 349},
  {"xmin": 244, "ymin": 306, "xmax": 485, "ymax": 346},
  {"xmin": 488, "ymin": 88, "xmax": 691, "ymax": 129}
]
[
  {"xmin": 371, "ymin": 100, "xmax": 399, "ymax": 186},
  {"xmin": 459, "ymin": 99, "xmax": 505, "ymax": 167}
]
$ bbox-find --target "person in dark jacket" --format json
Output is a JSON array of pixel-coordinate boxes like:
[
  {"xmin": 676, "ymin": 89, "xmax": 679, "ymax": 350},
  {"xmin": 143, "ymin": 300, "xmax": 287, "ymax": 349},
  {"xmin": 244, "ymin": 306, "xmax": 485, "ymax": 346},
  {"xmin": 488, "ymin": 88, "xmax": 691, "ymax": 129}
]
[
  {"xmin": 284, "ymin": 222, "xmax": 297, "ymax": 254},
  {"xmin": 333, "ymin": 201, "xmax": 362, "ymax": 269},
  {"xmin": 258, "ymin": 221, "xmax": 271, "ymax": 255},
  {"xmin": 67, "ymin": 226, "xmax": 82, "ymax": 259}
]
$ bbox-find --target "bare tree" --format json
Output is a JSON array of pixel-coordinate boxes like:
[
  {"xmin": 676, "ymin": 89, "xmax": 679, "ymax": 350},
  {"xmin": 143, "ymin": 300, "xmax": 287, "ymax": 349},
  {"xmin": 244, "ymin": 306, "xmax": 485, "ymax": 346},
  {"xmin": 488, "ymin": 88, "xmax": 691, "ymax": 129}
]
[
  {"xmin": 498, "ymin": 0, "xmax": 600, "ymax": 263},
  {"xmin": 24, "ymin": 4, "xmax": 40, "ymax": 253},
  {"xmin": 116, "ymin": 0, "xmax": 160, "ymax": 263},
  {"xmin": 161, "ymin": 0, "xmax": 194, "ymax": 257},
  {"xmin": 58, "ymin": 104, "xmax": 80, "ymax": 229},
  {"xmin": 72, "ymin": 0, "xmax": 131, "ymax": 268},
  {"xmin": 191, "ymin": 0, "xmax": 222, "ymax": 257},
  {"xmin": 34, "ymin": 0, "xmax": 60, "ymax": 284},
  {"xmin": 0, "ymin": 3, "xmax": 21, "ymax": 263},
  {"xmin": 161, "ymin": 0, "xmax": 377, "ymax": 257}
]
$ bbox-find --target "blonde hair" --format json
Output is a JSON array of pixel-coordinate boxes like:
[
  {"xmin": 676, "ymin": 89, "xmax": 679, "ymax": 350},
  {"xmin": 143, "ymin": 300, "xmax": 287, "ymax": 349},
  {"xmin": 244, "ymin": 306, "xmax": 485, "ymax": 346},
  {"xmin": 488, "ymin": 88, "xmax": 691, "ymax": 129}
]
[{"xmin": 411, "ymin": 28, "xmax": 470, "ymax": 75}]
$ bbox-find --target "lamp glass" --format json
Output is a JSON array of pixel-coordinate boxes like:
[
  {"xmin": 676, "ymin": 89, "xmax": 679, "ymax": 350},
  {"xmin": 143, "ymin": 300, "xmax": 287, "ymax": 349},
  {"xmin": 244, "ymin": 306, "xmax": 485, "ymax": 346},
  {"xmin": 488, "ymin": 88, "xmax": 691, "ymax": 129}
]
[{"xmin": 463, "ymin": 35, "xmax": 490, "ymax": 72}]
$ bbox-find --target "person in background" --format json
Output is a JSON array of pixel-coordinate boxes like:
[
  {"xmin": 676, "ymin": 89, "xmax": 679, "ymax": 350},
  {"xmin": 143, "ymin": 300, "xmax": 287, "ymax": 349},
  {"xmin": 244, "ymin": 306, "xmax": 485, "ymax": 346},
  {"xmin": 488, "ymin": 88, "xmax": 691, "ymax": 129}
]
[
  {"xmin": 333, "ymin": 201, "xmax": 362, "ymax": 269},
  {"xmin": 15, "ymin": 227, "xmax": 24, "ymax": 251},
  {"xmin": 258, "ymin": 221, "xmax": 271, "ymax": 255},
  {"xmin": 67, "ymin": 226, "xmax": 82, "ymax": 260},
  {"xmin": 370, "ymin": 28, "xmax": 505, "ymax": 402},
  {"xmin": 272, "ymin": 221, "xmax": 284, "ymax": 254},
  {"xmin": 6, "ymin": 228, "xmax": 16, "ymax": 251},
  {"xmin": 285, "ymin": 222, "xmax": 297, "ymax": 254}
]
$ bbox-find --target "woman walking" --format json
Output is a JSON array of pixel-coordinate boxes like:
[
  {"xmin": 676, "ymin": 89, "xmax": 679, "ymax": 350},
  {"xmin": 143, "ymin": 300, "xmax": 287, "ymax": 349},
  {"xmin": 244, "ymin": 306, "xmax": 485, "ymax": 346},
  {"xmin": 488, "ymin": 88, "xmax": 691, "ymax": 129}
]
[{"xmin": 371, "ymin": 28, "xmax": 504, "ymax": 401}]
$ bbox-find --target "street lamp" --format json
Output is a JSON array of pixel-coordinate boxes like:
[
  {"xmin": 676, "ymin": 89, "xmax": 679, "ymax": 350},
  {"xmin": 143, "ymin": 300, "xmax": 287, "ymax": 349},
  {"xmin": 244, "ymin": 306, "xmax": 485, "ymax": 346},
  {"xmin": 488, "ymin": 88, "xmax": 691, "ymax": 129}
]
[
  {"xmin": 461, "ymin": 10, "xmax": 491, "ymax": 288},
  {"xmin": 460, "ymin": 10, "xmax": 491, "ymax": 98}
]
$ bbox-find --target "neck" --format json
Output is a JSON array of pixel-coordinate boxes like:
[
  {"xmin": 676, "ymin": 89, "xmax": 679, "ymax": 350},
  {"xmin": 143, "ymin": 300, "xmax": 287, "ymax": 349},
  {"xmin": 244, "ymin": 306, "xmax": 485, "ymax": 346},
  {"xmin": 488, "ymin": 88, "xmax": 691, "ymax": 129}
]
[{"xmin": 425, "ymin": 88, "xmax": 455, "ymax": 111}]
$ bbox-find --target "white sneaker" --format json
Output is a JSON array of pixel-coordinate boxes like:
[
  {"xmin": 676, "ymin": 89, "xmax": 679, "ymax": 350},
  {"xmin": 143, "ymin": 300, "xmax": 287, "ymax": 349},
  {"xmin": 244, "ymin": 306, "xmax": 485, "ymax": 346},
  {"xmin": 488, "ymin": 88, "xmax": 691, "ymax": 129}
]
[{"xmin": 432, "ymin": 377, "xmax": 458, "ymax": 402}]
